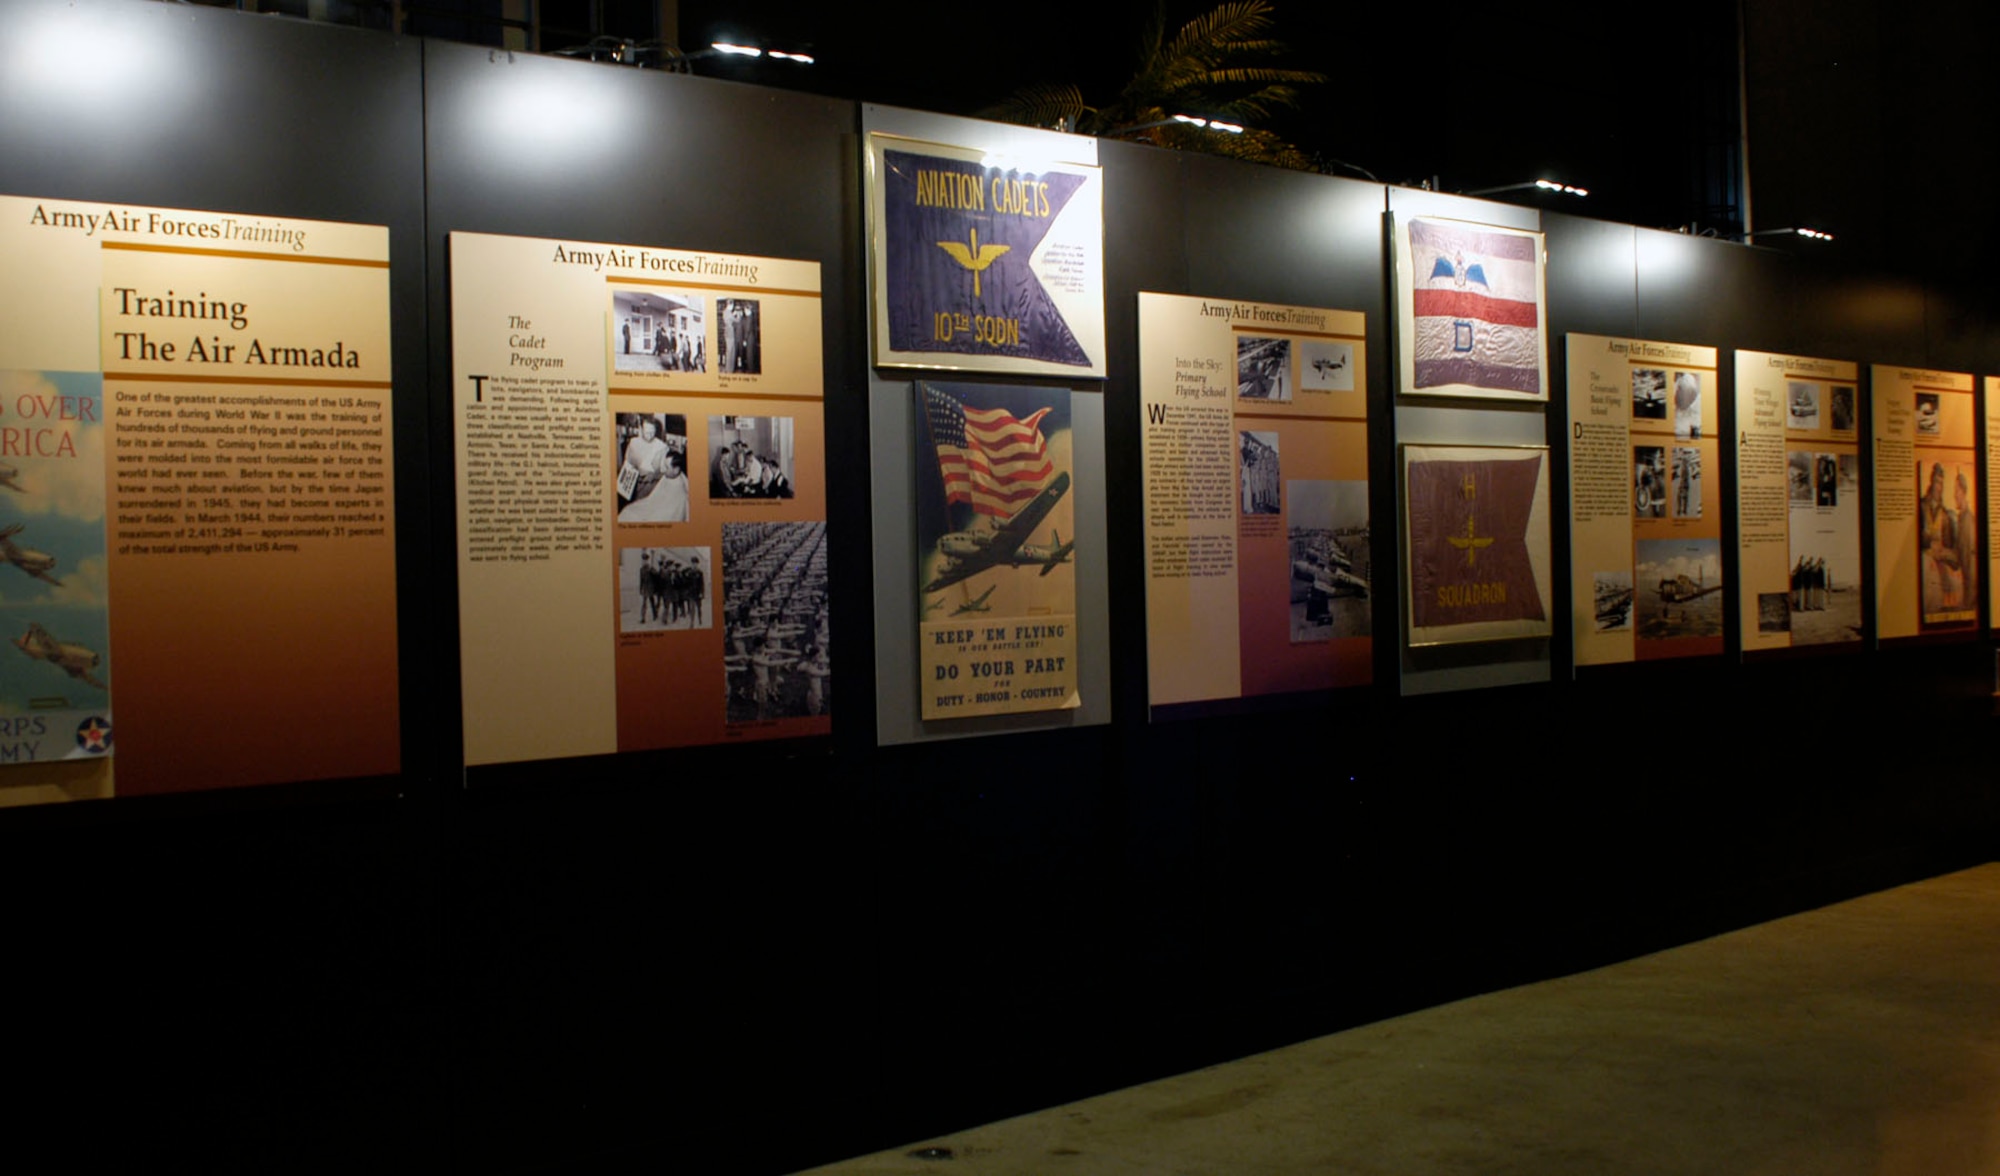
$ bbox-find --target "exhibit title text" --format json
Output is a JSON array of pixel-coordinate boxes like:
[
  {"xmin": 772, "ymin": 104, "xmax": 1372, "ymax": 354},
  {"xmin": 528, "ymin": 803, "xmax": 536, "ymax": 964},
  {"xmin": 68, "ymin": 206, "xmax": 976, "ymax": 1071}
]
[
  {"xmin": 910, "ymin": 169, "xmax": 1053, "ymax": 218},
  {"xmin": 1198, "ymin": 302, "xmax": 1328, "ymax": 331},
  {"xmin": 28, "ymin": 203, "xmax": 308, "ymax": 251},
  {"xmin": 550, "ymin": 244, "xmax": 760, "ymax": 284},
  {"xmin": 109, "ymin": 287, "xmax": 362, "ymax": 369}
]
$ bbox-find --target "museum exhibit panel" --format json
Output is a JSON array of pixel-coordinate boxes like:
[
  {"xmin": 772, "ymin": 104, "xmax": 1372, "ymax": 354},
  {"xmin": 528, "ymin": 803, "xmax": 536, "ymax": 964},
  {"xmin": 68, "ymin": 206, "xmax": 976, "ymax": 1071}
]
[
  {"xmin": 1735, "ymin": 350, "xmax": 1866, "ymax": 652},
  {"xmin": 1872, "ymin": 365, "xmax": 1979, "ymax": 639},
  {"xmin": 1139, "ymin": 294, "xmax": 1373, "ymax": 715},
  {"xmin": 2, "ymin": 1, "xmax": 1996, "ymax": 1167},
  {"xmin": 1567, "ymin": 335, "xmax": 1723, "ymax": 663}
]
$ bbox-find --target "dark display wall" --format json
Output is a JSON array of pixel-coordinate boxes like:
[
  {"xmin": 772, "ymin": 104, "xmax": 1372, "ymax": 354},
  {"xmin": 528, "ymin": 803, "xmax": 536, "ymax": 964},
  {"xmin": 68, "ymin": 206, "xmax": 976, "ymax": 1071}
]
[{"xmin": 1, "ymin": 1, "xmax": 1994, "ymax": 1167}]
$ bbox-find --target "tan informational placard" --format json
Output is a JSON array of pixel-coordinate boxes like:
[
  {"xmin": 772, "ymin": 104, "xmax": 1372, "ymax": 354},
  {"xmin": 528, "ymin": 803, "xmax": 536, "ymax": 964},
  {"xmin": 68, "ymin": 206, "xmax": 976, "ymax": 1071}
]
[
  {"xmin": 1988, "ymin": 376, "xmax": 2000, "ymax": 629},
  {"xmin": 1567, "ymin": 335, "xmax": 1722, "ymax": 664},
  {"xmin": 1138, "ymin": 294, "xmax": 1370, "ymax": 713},
  {"xmin": 1392, "ymin": 215, "xmax": 1547, "ymax": 401},
  {"xmin": 1735, "ymin": 351, "xmax": 1863, "ymax": 652},
  {"xmin": 866, "ymin": 133, "xmax": 1106, "ymax": 378},
  {"xmin": 451, "ymin": 232, "xmax": 827, "ymax": 767},
  {"xmin": 1403, "ymin": 444, "xmax": 1552, "ymax": 646},
  {"xmin": 1873, "ymin": 366, "xmax": 1977, "ymax": 638},
  {"xmin": 0, "ymin": 194, "xmax": 399, "ymax": 807}
]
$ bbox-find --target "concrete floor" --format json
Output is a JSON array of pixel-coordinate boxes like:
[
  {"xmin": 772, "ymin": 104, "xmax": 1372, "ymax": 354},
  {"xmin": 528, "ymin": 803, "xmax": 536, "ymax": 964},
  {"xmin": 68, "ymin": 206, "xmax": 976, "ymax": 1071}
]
[{"xmin": 806, "ymin": 864, "xmax": 2000, "ymax": 1175}]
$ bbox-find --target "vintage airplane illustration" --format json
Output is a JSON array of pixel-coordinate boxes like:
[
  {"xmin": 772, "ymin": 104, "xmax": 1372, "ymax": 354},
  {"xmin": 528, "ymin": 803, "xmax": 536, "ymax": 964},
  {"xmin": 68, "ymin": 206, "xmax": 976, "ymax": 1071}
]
[
  {"xmin": 950, "ymin": 585, "xmax": 996, "ymax": 616},
  {"xmin": 922, "ymin": 471, "xmax": 1073, "ymax": 594},
  {"xmin": 0, "ymin": 465, "xmax": 25, "ymax": 493},
  {"xmin": 921, "ymin": 596, "xmax": 945, "ymax": 617},
  {"xmin": 13, "ymin": 622, "xmax": 104, "ymax": 689},
  {"xmin": 0, "ymin": 524, "xmax": 63, "ymax": 586}
]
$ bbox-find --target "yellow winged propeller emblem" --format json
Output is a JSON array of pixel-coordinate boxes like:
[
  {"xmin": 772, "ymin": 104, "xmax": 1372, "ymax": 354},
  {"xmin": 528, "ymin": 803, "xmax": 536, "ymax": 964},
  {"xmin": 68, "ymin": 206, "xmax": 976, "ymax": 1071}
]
[
  {"xmin": 935, "ymin": 227, "xmax": 1010, "ymax": 297},
  {"xmin": 1446, "ymin": 514, "xmax": 1494, "ymax": 568}
]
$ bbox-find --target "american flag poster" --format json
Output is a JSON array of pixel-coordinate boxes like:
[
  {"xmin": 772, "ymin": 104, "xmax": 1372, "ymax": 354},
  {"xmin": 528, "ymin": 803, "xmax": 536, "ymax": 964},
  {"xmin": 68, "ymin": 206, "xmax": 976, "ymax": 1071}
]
[
  {"xmin": 1403, "ymin": 445, "xmax": 1552, "ymax": 646},
  {"xmin": 868, "ymin": 133, "xmax": 1106, "ymax": 379},
  {"xmin": 1394, "ymin": 216, "xmax": 1548, "ymax": 401},
  {"xmin": 915, "ymin": 382, "xmax": 1079, "ymax": 719}
]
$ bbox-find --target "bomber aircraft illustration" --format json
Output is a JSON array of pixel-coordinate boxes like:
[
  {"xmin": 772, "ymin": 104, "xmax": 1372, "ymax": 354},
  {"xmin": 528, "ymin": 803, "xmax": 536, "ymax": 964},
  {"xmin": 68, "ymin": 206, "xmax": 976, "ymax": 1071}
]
[
  {"xmin": 0, "ymin": 524, "xmax": 63, "ymax": 586},
  {"xmin": 921, "ymin": 471, "xmax": 1074, "ymax": 594},
  {"xmin": 0, "ymin": 465, "xmax": 24, "ymax": 493},
  {"xmin": 13, "ymin": 622, "xmax": 105, "ymax": 689},
  {"xmin": 950, "ymin": 585, "xmax": 996, "ymax": 616}
]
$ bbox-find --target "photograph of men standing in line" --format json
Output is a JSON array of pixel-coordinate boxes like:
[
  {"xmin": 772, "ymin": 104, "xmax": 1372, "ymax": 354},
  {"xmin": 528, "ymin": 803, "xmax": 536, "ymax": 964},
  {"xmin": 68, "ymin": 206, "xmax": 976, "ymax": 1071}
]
[{"xmin": 612, "ymin": 288, "xmax": 706, "ymax": 373}]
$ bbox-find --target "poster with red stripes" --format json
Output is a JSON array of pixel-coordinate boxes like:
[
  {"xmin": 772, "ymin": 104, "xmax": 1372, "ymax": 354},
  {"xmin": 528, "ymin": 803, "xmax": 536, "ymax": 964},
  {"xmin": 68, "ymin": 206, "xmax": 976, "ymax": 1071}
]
[
  {"xmin": 916, "ymin": 381, "xmax": 1078, "ymax": 719},
  {"xmin": 1393, "ymin": 216, "xmax": 1547, "ymax": 401}
]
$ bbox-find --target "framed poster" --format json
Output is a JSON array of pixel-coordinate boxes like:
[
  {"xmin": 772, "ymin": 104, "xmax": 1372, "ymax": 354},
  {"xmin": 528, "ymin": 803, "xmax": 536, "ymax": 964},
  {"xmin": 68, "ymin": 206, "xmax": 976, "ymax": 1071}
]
[
  {"xmin": 1567, "ymin": 335, "xmax": 1723, "ymax": 663},
  {"xmin": 1873, "ymin": 366, "xmax": 1977, "ymax": 638},
  {"xmin": 1138, "ymin": 293, "xmax": 1371, "ymax": 716},
  {"xmin": 1402, "ymin": 444, "xmax": 1552, "ymax": 646},
  {"xmin": 1392, "ymin": 215, "xmax": 1547, "ymax": 401},
  {"xmin": 915, "ymin": 381, "xmax": 1079, "ymax": 719},
  {"xmin": 0, "ymin": 194, "xmax": 399, "ymax": 806},
  {"xmin": 1735, "ymin": 351, "xmax": 1863, "ymax": 652},
  {"xmin": 451, "ymin": 231, "xmax": 829, "ymax": 766},
  {"xmin": 866, "ymin": 132, "xmax": 1106, "ymax": 378}
]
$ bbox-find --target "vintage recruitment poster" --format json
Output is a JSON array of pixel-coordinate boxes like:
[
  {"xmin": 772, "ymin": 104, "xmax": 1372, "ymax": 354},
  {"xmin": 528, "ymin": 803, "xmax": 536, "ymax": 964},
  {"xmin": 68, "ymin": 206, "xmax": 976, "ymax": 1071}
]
[
  {"xmin": 1873, "ymin": 366, "xmax": 1977, "ymax": 638},
  {"xmin": 1567, "ymin": 335, "xmax": 1723, "ymax": 663},
  {"xmin": 1403, "ymin": 445, "xmax": 1552, "ymax": 646},
  {"xmin": 1988, "ymin": 377, "xmax": 2000, "ymax": 629},
  {"xmin": 1392, "ymin": 215, "xmax": 1547, "ymax": 401},
  {"xmin": 915, "ymin": 382, "xmax": 1078, "ymax": 719},
  {"xmin": 451, "ymin": 232, "xmax": 827, "ymax": 766},
  {"xmin": 1137, "ymin": 293, "xmax": 1370, "ymax": 714},
  {"xmin": 1735, "ymin": 351, "xmax": 1863, "ymax": 652},
  {"xmin": 867, "ymin": 133, "xmax": 1106, "ymax": 378},
  {"xmin": 0, "ymin": 195, "xmax": 399, "ymax": 807}
]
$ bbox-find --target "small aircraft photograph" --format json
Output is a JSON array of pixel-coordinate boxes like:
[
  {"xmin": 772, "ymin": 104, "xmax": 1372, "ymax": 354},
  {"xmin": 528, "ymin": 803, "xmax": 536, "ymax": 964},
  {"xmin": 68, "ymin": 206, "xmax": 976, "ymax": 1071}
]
[
  {"xmin": 0, "ymin": 523, "xmax": 63, "ymax": 586},
  {"xmin": 12, "ymin": 621, "xmax": 105, "ymax": 689}
]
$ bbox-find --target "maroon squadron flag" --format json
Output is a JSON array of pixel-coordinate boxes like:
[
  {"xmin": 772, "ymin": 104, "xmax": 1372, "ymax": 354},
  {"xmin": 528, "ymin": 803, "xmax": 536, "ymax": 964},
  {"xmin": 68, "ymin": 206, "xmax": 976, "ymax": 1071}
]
[{"xmin": 1407, "ymin": 452, "xmax": 1547, "ymax": 629}]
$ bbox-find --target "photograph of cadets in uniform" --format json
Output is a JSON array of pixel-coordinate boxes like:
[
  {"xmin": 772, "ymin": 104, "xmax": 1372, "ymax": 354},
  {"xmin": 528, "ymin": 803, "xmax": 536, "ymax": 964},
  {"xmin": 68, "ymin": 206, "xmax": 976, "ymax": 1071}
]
[
  {"xmin": 721, "ymin": 521, "xmax": 830, "ymax": 721},
  {"xmin": 618, "ymin": 546, "xmax": 710, "ymax": 631},
  {"xmin": 717, "ymin": 298, "xmax": 761, "ymax": 375},
  {"xmin": 613, "ymin": 288, "xmax": 706, "ymax": 373},
  {"xmin": 708, "ymin": 415, "xmax": 794, "ymax": 499}
]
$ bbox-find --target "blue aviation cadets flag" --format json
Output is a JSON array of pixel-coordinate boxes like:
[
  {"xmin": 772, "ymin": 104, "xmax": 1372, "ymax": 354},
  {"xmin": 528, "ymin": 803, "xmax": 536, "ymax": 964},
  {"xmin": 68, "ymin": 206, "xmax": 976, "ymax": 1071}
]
[
  {"xmin": 1406, "ymin": 449, "xmax": 1549, "ymax": 635},
  {"xmin": 871, "ymin": 135, "xmax": 1105, "ymax": 377},
  {"xmin": 1400, "ymin": 217, "xmax": 1547, "ymax": 399}
]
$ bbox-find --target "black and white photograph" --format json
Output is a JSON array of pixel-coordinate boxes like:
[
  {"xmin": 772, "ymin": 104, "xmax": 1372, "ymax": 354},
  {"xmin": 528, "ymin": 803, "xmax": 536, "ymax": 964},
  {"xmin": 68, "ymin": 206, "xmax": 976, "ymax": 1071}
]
[
  {"xmin": 1787, "ymin": 380, "xmax": 1820, "ymax": 430},
  {"xmin": 618, "ymin": 546, "xmax": 711, "ymax": 632},
  {"xmin": 1241, "ymin": 430, "xmax": 1280, "ymax": 515},
  {"xmin": 1787, "ymin": 450, "xmax": 1814, "ymax": 504},
  {"xmin": 1815, "ymin": 451, "xmax": 1839, "ymax": 507},
  {"xmin": 1286, "ymin": 480, "xmax": 1369, "ymax": 644},
  {"xmin": 1757, "ymin": 591, "xmax": 1792, "ymax": 634},
  {"xmin": 708, "ymin": 415, "xmax": 795, "ymax": 499},
  {"xmin": 1634, "ymin": 538, "xmax": 1723, "ymax": 640},
  {"xmin": 1672, "ymin": 370, "xmax": 1702, "ymax": 439},
  {"xmin": 613, "ymin": 288, "xmax": 706, "ymax": 373},
  {"xmin": 722, "ymin": 520, "xmax": 831, "ymax": 722},
  {"xmin": 614, "ymin": 412, "xmax": 691, "ymax": 523},
  {"xmin": 1829, "ymin": 384, "xmax": 1856, "ymax": 432},
  {"xmin": 1672, "ymin": 446, "xmax": 1702, "ymax": 519},
  {"xmin": 1297, "ymin": 339, "xmax": 1354, "ymax": 392},
  {"xmin": 1237, "ymin": 336, "xmax": 1291, "ymax": 402},
  {"xmin": 1593, "ymin": 570, "xmax": 1634, "ymax": 632},
  {"xmin": 1632, "ymin": 368, "xmax": 1668, "ymax": 420},
  {"xmin": 1784, "ymin": 547, "xmax": 1859, "ymax": 642},
  {"xmin": 1634, "ymin": 445, "xmax": 1666, "ymax": 518},
  {"xmin": 1915, "ymin": 391, "xmax": 1941, "ymax": 436},
  {"xmin": 717, "ymin": 297, "xmax": 762, "ymax": 375},
  {"xmin": 1839, "ymin": 453, "xmax": 1860, "ymax": 498}
]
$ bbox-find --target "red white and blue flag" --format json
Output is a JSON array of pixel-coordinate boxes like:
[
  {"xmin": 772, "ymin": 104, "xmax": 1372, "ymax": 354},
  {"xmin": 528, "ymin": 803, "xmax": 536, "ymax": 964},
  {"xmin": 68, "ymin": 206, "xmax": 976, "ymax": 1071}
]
[
  {"xmin": 1408, "ymin": 218, "xmax": 1543, "ymax": 396},
  {"xmin": 922, "ymin": 384, "xmax": 1054, "ymax": 517}
]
